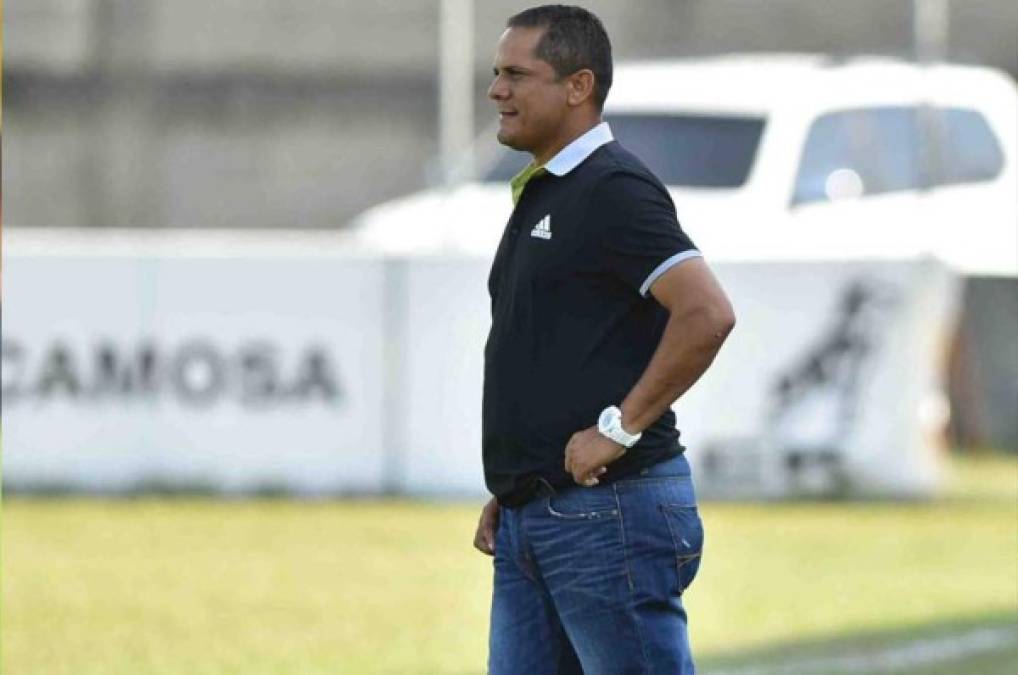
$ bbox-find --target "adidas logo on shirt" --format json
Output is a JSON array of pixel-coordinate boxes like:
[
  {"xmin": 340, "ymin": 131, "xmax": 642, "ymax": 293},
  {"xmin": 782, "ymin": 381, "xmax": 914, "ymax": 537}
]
[{"xmin": 530, "ymin": 214, "xmax": 552, "ymax": 240}]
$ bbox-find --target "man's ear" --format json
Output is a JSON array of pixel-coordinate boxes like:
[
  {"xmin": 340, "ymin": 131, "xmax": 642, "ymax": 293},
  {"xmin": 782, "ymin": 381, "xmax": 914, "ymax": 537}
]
[{"xmin": 566, "ymin": 69, "xmax": 596, "ymax": 107}]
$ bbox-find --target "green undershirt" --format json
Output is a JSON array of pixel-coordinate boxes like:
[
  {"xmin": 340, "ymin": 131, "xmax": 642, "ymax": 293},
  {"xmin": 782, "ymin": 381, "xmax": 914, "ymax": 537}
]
[{"xmin": 509, "ymin": 162, "xmax": 547, "ymax": 206}]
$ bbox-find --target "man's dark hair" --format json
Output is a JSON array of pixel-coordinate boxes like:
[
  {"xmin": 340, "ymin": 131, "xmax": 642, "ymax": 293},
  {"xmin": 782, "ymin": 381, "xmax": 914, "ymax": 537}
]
[{"xmin": 507, "ymin": 5, "xmax": 613, "ymax": 110}]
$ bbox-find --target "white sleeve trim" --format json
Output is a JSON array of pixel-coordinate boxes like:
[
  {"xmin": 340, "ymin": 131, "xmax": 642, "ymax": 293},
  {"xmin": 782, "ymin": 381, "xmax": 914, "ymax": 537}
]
[{"xmin": 639, "ymin": 249, "xmax": 703, "ymax": 297}]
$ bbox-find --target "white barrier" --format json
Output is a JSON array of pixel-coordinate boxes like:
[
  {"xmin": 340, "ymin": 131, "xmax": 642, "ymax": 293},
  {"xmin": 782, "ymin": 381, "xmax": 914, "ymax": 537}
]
[
  {"xmin": 2, "ymin": 237, "xmax": 388, "ymax": 495},
  {"xmin": 677, "ymin": 260, "xmax": 959, "ymax": 498},
  {"xmin": 1, "ymin": 231, "xmax": 959, "ymax": 498},
  {"xmin": 369, "ymin": 257, "xmax": 960, "ymax": 499}
]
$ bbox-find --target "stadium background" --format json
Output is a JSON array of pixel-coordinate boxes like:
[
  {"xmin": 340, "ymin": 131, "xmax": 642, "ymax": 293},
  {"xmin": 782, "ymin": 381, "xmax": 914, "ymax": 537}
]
[{"xmin": 3, "ymin": 1, "xmax": 1017, "ymax": 673}]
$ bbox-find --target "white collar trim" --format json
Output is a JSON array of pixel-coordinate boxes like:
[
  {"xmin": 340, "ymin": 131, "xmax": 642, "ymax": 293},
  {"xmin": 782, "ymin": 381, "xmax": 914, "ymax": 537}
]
[{"xmin": 543, "ymin": 122, "xmax": 614, "ymax": 176}]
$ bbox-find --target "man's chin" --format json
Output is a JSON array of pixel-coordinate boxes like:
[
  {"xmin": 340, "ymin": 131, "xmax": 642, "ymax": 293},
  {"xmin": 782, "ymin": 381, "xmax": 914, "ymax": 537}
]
[{"xmin": 496, "ymin": 129, "xmax": 527, "ymax": 151}]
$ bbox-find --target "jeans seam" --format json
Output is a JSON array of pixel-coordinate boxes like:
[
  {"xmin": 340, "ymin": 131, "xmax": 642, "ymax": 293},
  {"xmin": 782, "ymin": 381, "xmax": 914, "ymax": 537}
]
[
  {"xmin": 613, "ymin": 484, "xmax": 653, "ymax": 674},
  {"xmin": 614, "ymin": 474, "xmax": 692, "ymax": 488},
  {"xmin": 516, "ymin": 507, "xmax": 539, "ymax": 582},
  {"xmin": 660, "ymin": 505, "xmax": 703, "ymax": 596}
]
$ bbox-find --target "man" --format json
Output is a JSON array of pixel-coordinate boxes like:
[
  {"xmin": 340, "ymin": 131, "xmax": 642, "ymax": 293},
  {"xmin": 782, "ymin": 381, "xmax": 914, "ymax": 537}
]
[{"xmin": 472, "ymin": 6, "xmax": 736, "ymax": 674}]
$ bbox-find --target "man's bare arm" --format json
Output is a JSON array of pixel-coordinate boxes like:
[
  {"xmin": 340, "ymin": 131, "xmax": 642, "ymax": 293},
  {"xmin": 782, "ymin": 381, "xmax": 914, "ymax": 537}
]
[
  {"xmin": 564, "ymin": 257, "xmax": 735, "ymax": 484},
  {"xmin": 620, "ymin": 257, "xmax": 735, "ymax": 433}
]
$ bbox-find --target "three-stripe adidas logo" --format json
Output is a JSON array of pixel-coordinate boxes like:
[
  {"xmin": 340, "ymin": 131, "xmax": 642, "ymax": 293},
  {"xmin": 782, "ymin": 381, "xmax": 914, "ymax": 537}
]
[{"xmin": 530, "ymin": 214, "xmax": 552, "ymax": 240}]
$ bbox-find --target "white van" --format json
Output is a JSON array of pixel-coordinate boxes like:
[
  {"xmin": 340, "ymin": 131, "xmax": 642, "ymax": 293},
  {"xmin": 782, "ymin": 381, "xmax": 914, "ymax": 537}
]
[{"xmin": 352, "ymin": 54, "xmax": 1017, "ymax": 276}]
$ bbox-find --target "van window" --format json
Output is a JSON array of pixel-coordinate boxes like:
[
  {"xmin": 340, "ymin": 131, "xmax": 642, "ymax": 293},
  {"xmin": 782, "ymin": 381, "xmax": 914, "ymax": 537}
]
[
  {"xmin": 934, "ymin": 108, "xmax": 1004, "ymax": 187},
  {"xmin": 793, "ymin": 107, "xmax": 922, "ymax": 205},
  {"xmin": 483, "ymin": 113, "xmax": 765, "ymax": 188}
]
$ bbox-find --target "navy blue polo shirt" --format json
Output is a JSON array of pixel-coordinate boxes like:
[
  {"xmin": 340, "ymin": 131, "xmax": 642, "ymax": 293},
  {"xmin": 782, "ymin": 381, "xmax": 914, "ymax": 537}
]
[{"xmin": 483, "ymin": 123, "xmax": 702, "ymax": 506}]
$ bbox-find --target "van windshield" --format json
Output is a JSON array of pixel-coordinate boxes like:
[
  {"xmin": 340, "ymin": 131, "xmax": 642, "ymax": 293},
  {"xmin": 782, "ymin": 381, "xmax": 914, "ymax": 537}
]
[{"xmin": 482, "ymin": 113, "xmax": 765, "ymax": 188}]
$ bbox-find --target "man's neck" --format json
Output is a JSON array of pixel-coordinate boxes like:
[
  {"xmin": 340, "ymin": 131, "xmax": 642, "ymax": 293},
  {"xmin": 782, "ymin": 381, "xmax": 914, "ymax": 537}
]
[{"xmin": 532, "ymin": 116, "xmax": 603, "ymax": 167}]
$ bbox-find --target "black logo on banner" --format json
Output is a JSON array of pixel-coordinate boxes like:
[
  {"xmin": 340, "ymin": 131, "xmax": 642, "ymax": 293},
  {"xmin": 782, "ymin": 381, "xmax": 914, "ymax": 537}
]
[{"xmin": 1, "ymin": 339, "xmax": 343, "ymax": 409}]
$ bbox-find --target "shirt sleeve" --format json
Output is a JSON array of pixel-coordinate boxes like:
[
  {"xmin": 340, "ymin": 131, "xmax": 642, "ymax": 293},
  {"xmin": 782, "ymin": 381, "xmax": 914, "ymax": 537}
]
[{"xmin": 593, "ymin": 171, "xmax": 701, "ymax": 297}]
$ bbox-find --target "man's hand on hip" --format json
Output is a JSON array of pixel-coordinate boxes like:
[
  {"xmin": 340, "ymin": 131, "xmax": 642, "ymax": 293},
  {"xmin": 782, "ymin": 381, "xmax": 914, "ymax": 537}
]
[{"xmin": 565, "ymin": 426, "xmax": 625, "ymax": 486}]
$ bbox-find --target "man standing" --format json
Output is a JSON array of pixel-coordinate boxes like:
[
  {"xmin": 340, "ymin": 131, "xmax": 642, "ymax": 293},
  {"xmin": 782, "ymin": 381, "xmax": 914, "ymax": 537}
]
[{"xmin": 473, "ymin": 6, "xmax": 736, "ymax": 674}]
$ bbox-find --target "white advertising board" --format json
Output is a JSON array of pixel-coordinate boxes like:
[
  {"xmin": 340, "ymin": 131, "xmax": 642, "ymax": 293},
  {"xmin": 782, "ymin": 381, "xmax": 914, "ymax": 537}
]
[
  {"xmin": 678, "ymin": 259, "xmax": 959, "ymax": 498},
  {"xmin": 2, "ymin": 249, "xmax": 387, "ymax": 495},
  {"xmin": 1, "ymin": 232, "xmax": 959, "ymax": 499},
  {"xmin": 384, "ymin": 257, "xmax": 959, "ymax": 499},
  {"xmin": 393, "ymin": 259, "xmax": 490, "ymax": 496}
]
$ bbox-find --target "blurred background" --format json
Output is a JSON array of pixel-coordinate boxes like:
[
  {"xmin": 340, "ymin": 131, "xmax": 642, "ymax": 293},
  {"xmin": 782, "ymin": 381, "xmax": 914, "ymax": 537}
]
[
  {"xmin": 3, "ymin": 1, "xmax": 1017, "ymax": 674},
  {"xmin": 4, "ymin": 0, "xmax": 1018, "ymax": 229}
]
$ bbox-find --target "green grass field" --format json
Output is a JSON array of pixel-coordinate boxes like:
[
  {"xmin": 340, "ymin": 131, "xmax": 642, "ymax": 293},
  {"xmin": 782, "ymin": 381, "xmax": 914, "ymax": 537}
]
[{"xmin": 3, "ymin": 454, "xmax": 1016, "ymax": 674}]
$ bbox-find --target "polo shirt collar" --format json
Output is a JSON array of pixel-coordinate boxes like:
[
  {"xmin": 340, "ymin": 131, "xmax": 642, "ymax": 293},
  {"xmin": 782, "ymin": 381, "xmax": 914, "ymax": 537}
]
[
  {"xmin": 508, "ymin": 121, "xmax": 614, "ymax": 205},
  {"xmin": 544, "ymin": 121, "xmax": 614, "ymax": 176}
]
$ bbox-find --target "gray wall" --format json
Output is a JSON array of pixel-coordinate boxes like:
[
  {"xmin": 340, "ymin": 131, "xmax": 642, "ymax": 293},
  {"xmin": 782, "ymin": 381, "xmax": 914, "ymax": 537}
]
[
  {"xmin": 949, "ymin": 278, "xmax": 1018, "ymax": 452},
  {"xmin": 6, "ymin": 0, "xmax": 1018, "ymax": 230}
]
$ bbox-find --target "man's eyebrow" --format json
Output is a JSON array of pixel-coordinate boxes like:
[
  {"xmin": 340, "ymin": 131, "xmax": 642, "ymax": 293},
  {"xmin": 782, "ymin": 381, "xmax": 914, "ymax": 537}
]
[{"xmin": 493, "ymin": 65, "xmax": 532, "ymax": 75}]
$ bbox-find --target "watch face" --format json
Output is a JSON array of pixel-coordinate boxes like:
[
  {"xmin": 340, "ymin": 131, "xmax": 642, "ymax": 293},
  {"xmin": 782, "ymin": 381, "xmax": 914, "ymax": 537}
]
[{"xmin": 598, "ymin": 407, "xmax": 614, "ymax": 432}]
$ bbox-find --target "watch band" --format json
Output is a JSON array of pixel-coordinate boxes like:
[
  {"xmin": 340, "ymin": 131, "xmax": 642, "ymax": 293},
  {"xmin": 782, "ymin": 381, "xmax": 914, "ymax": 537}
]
[{"xmin": 598, "ymin": 405, "xmax": 642, "ymax": 448}]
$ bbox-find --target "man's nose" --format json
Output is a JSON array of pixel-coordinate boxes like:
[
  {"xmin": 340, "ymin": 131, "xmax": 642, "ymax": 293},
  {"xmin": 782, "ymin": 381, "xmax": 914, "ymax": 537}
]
[{"xmin": 488, "ymin": 76, "xmax": 508, "ymax": 101}]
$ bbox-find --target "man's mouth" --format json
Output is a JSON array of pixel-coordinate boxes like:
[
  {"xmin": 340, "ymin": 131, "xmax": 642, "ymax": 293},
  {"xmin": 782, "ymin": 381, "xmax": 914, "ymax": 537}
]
[{"xmin": 499, "ymin": 111, "xmax": 518, "ymax": 119}]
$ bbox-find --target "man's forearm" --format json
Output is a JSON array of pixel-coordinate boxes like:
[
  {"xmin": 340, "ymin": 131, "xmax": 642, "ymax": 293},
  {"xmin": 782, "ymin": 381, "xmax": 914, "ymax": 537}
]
[{"xmin": 620, "ymin": 305, "xmax": 733, "ymax": 434}]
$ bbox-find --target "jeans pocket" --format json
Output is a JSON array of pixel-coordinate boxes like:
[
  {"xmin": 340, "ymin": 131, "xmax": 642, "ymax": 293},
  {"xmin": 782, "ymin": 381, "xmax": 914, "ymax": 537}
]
[
  {"xmin": 546, "ymin": 486, "xmax": 620, "ymax": 520},
  {"xmin": 659, "ymin": 504, "xmax": 704, "ymax": 593}
]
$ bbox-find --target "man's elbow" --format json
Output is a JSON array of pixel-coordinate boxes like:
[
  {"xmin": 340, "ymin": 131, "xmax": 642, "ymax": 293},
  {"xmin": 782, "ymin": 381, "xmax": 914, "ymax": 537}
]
[
  {"xmin": 661, "ymin": 283, "xmax": 736, "ymax": 345},
  {"xmin": 669, "ymin": 299, "xmax": 735, "ymax": 344},
  {"xmin": 688, "ymin": 298, "xmax": 735, "ymax": 346},
  {"xmin": 708, "ymin": 300, "xmax": 736, "ymax": 344}
]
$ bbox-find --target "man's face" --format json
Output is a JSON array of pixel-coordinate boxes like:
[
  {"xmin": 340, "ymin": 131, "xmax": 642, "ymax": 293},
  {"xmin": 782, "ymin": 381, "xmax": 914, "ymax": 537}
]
[{"xmin": 487, "ymin": 26, "xmax": 570, "ymax": 155}]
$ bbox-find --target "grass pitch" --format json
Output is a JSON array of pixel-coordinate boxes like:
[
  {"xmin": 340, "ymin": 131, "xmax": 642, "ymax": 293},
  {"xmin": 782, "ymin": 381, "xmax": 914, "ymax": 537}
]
[{"xmin": 3, "ymin": 454, "xmax": 1016, "ymax": 674}]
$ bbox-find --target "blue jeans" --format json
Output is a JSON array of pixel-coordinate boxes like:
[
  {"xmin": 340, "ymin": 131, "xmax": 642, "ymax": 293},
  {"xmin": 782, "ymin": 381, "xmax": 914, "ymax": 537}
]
[{"xmin": 488, "ymin": 454, "xmax": 702, "ymax": 674}]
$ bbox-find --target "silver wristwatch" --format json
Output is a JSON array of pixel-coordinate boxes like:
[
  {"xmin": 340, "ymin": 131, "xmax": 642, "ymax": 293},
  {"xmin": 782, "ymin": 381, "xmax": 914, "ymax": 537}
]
[{"xmin": 597, "ymin": 405, "xmax": 641, "ymax": 448}]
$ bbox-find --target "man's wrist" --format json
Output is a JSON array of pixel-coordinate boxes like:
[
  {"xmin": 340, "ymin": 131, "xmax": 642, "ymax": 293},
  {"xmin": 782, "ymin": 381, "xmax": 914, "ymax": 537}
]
[
  {"xmin": 619, "ymin": 410, "xmax": 641, "ymax": 437},
  {"xmin": 597, "ymin": 405, "xmax": 642, "ymax": 448}
]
